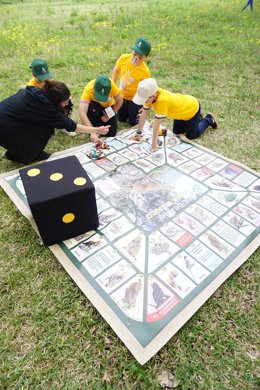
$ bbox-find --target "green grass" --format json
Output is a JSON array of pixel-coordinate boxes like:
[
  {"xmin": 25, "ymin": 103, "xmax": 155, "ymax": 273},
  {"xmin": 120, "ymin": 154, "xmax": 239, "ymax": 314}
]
[{"xmin": 0, "ymin": 0, "xmax": 259, "ymax": 388}]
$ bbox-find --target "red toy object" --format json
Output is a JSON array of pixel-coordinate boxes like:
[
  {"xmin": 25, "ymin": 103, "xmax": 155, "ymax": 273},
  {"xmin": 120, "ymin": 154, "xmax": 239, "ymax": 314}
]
[{"xmin": 95, "ymin": 140, "xmax": 110, "ymax": 150}]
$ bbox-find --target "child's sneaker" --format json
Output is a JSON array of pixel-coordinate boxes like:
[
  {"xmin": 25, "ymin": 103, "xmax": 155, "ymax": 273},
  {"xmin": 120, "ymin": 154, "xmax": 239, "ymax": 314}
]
[
  {"xmin": 60, "ymin": 129, "xmax": 77, "ymax": 137},
  {"xmin": 205, "ymin": 113, "xmax": 218, "ymax": 129}
]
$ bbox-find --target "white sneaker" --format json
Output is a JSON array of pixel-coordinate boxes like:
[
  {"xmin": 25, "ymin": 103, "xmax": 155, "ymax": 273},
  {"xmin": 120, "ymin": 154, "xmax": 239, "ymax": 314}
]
[{"xmin": 60, "ymin": 129, "xmax": 77, "ymax": 137}]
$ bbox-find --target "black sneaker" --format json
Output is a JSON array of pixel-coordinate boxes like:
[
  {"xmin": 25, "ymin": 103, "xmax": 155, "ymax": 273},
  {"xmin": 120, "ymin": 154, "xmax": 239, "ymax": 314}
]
[
  {"xmin": 3, "ymin": 150, "xmax": 19, "ymax": 162},
  {"xmin": 35, "ymin": 151, "xmax": 51, "ymax": 161},
  {"xmin": 205, "ymin": 113, "xmax": 218, "ymax": 129}
]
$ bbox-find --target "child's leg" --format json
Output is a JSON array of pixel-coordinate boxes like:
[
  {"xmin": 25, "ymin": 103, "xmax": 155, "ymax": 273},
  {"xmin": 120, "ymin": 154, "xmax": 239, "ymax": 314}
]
[
  {"xmin": 183, "ymin": 105, "xmax": 211, "ymax": 139},
  {"xmin": 173, "ymin": 120, "xmax": 185, "ymax": 134},
  {"xmin": 87, "ymin": 101, "xmax": 103, "ymax": 127},
  {"xmin": 117, "ymin": 100, "xmax": 129, "ymax": 122},
  {"xmin": 128, "ymin": 101, "xmax": 142, "ymax": 126}
]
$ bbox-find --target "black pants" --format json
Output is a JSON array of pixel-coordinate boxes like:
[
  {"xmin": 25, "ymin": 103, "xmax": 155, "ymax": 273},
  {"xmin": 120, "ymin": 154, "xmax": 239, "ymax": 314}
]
[
  {"xmin": 173, "ymin": 104, "xmax": 211, "ymax": 139},
  {"xmin": 117, "ymin": 99, "xmax": 142, "ymax": 126},
  {"xmin": 87, "ymin": 101, "xmax": 117, "ymax": 137},
  {"xmin": 1, "ymin": 128, "xmax": 53, "ymax": 164}
]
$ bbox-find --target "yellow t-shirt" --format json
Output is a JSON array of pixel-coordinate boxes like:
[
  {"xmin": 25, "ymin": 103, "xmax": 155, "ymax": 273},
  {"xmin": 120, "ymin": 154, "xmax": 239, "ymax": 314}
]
[
  {"xmin": 145, "ymin": 88, "xmax": 199, "ymax": 120},
  {"xmin": 28, "ymin": 77, "xmax": 43, "ymax": 88},
  {"xmin": 80, "ymin": 78, "xmax": 120, "ymax": 108},
  {"xmin": 116, "ymin": 53, "xmax": 150, "ymax": 100}
]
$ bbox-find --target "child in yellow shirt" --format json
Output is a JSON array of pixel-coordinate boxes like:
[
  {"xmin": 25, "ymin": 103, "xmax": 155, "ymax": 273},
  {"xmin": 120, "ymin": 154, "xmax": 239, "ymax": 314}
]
[
  {"xmin": 134, "ymin": 78, "xmax": 218, "ymax": 152},
  {"xmin": 79, "ymin": 75, "xmax": 123, "ymax": 143},
  {"xmin": 28, "ymin": 59, "xmax": 53, "ymax": 88},
  {"xmin": 112, "ymin": 38, "xmax": 151, "ymax": 126}
]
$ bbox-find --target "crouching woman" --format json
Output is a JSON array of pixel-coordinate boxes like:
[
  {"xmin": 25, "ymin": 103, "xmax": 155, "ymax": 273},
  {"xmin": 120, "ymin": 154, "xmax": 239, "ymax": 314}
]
[{"xmin": 0, "ymin": 80, "xmax": 109, "ymax": 164}]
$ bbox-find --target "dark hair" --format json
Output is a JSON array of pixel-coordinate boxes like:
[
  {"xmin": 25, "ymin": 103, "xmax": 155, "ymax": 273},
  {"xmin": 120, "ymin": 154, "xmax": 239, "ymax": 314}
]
[{"xmin": 42, "ymin": 79, "xmax": 70, "ymax": 107}]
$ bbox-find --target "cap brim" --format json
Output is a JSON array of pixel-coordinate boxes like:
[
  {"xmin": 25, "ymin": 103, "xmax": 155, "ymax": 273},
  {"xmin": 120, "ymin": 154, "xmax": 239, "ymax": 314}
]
[
  {"xmin": 132, "ymin": 93, "xmax": 147, "ymax": 106},
  {"xmin": 37, "ymin": 72, "xmax": 53, "ymax": 81},
  {"xmin": 131, "ymin": 45, "xmax": 146, "ymax": 56},
  {"xmin": 94, "ymin": 91, "xmax": 109, "ymax": 103}
]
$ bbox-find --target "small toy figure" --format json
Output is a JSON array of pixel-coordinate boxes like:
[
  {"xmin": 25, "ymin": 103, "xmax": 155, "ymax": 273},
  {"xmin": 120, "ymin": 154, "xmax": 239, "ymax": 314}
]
[
  {"xmin": 129, "ymin": 132, "xmax": 147, "ymax": 142},
  {"xmin": 158, "ymin": 128, "xmax": 167, "ymax": 137},
  {"xmin": 95, "ymin": 140, "xmax": 110, "ymax": 150},
  {"xmin": 87, "ymin": 148, "xmax": 103, "ymax": 160}
]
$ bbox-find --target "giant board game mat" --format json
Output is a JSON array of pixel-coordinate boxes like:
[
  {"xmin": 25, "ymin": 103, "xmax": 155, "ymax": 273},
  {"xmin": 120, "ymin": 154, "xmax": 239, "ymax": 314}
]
[{"xmin": 1, "ymin": 126, "xmax": 259, "ymax": 364}]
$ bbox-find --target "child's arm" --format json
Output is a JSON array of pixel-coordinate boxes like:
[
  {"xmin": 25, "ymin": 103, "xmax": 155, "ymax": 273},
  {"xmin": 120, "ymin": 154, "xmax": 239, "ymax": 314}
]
[
  {"xmin": 137, "ymin": 107, "xmax": 149, "ymax": 132},
  {"xmin": 112, "ymin": 93, "xmax": 123, "ymax": 113},
  {"xmin": 112, "ymin": 65, "xmax": 120, "ymax": 84},
  {"xmin": 79, "ymin": 101, "xmax": 93, "ymax": 127}
]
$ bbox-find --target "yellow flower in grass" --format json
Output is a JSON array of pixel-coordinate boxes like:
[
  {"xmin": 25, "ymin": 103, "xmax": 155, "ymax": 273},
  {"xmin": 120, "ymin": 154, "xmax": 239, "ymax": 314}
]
[
  {"xmin": 92, "ymin": 20, "xmax": 114, "ymax": 29},
  {"xmin": 156, "ymin": 43, "xmax": 169, "ymax": 50},
  {"xmin": 3, "ymin": 23, "xmax": 63, "ymax": 56}
]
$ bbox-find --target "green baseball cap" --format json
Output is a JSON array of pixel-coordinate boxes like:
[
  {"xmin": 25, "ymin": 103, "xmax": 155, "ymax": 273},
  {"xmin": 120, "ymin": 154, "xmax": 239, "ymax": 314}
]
[
  {"xmin": 94, "ymin": 76, "xmax": 111, "ymax": 102},
  {"xmin": 131, "ymin": 38, "xmax": 151, "ymax": 56},
  {"xmin": 29, "ymin": 59, "xmax": 53, "ymax": 81}
]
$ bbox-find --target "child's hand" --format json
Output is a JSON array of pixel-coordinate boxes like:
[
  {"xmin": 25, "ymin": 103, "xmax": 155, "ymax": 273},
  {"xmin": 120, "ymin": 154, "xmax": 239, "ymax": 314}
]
[{"xmin": 151, "ymin": 145, "xmax": 157, "ymax": 153}]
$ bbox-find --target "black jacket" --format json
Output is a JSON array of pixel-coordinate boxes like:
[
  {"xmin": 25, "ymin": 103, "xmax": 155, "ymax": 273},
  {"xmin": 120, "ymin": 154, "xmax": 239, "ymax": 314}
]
[{"xmin": 0, "ymin": 87, "xmax": 77, "ymax": 163}]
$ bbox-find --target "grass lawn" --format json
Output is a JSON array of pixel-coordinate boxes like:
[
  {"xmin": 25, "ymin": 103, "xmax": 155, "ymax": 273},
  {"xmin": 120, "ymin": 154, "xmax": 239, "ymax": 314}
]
[{"xmin": 0, "ymin": 0, "xmax": 259, "ymax": 388}]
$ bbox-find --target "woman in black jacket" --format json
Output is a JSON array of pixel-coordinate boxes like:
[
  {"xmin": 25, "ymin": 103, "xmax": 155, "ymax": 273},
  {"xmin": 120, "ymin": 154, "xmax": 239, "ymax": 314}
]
[{"xmin": 0, "ymin": 80, "xmax": 109, "ymax": 164}]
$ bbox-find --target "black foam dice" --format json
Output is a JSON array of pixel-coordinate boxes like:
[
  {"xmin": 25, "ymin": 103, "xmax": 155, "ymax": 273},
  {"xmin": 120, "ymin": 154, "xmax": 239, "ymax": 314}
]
[{"xmin": 19, "ymin": 155, "xmax": 99, "ymax": 246}]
